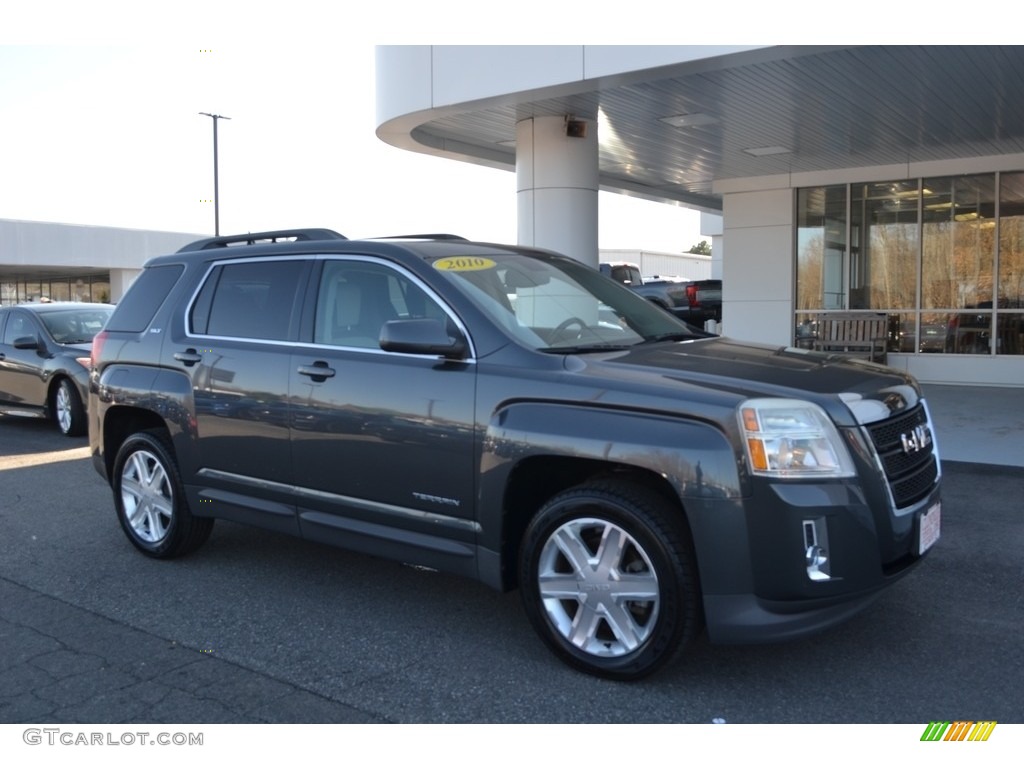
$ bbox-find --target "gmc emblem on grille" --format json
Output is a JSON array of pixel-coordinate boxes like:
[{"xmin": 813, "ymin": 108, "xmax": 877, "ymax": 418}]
[{"xmin": 901, "ymin": 424, "xmax": 932, "ymax": 454}]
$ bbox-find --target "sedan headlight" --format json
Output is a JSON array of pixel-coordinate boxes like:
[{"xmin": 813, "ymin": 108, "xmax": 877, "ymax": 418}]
[{"xmin": 739, "ymin": 398, "xmax": 855, "ymax": 478}]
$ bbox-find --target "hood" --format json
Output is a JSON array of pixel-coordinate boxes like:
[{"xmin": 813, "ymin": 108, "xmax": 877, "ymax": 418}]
[{"xmin": 569, "ymin": 336, "xmax": 920, "ymax": 427}]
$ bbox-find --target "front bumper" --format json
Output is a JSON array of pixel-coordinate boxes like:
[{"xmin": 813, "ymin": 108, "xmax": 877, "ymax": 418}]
[{"xmin": 697, "ymin": 478, "xmax": 939, "ymax": 644}]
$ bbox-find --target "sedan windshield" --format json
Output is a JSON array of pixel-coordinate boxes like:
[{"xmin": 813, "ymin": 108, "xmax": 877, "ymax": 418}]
[
  {"xmin": 430, "ymin": 252, "xmax": 701, "ymax": 352},
  {"xmin": 39, "ymin": 307, "xmax": 114, "ymax": 344}
]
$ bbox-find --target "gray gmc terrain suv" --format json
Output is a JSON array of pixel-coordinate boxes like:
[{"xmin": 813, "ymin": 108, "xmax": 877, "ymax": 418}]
[{"xmin": 89, "ymin": 229, "xmax": 941, "ymax": 679}]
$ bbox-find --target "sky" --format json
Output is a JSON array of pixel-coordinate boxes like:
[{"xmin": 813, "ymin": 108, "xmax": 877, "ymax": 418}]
[
  {"xmin": 0, "ymin": 38, "xmax": 708, "ymax": 253},
  {"xmin": 0, "ymin": 3, "xmax": 978, "ymax": 256},
  {"xmin": 2, "ymin": 3, "xmax": 979, "ymax": 255}
]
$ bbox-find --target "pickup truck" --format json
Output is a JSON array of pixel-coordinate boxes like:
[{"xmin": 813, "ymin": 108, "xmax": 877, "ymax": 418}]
[{"xmin": 600, "ymin": 261, "xmax": 722, "ymax": 326}]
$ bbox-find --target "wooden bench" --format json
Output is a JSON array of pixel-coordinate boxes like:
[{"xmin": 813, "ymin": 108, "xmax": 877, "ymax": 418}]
[{"xmin": 812, "ymin": 312, "xmax": 889, "ymax": 364}]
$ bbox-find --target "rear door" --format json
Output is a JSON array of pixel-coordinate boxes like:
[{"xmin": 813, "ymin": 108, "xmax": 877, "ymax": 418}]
[{"xmin": 172, "ymin": 257, "xmax": 312, "ymax": 534}]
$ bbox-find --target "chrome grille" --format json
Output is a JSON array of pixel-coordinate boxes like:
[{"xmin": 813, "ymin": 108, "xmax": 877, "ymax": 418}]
[{"xmin": 865, "ymin": 404, "xmax": 938, "ymax": 509}]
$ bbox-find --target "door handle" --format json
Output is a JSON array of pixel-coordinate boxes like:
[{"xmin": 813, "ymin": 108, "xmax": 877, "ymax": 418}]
[
  {"xmin": 174, "ymin": 349, "xmax": 203, "ymax": 366},
  {"xmin": 297, "ymin": 362, "xmax": 336, "ymax": 382}
]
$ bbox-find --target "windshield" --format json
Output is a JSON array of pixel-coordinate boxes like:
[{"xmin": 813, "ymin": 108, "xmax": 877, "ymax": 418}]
[
  {"xmin": 431, "ymin": 252, "xmax": 700, "ymax": 352},
  {"xmin": 39, "ymin": 307, "xmax": 113, "ymax": 344}
]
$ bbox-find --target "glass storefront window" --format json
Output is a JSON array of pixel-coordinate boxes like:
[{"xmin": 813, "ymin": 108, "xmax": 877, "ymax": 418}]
[
  {"xmin": 999, "ymin": 172, "xmax": 1024, "ymax": 310},
  {"xmin": 49, "ymin": 280, "xmax": 71, "ymax": 302},
  {"xmin": 22, "ymin": 281, "xmax": 43, "ymax": 303},
  {"xmin": 917, "ymin": 313, "xmax": 946, "ymax": 353},
  {"xmin": 0, "ymin": 275, "xmax": 113, "ymax": 305},
  {"xmin": 996, "ymin": 313, "xmax": 1024, "ymax": 354},
  {"xmin": 890, "ymin": 312, "xmax": 917, "ymax": 353},
  {"xmin": 797, "ymin": 186, "xmax": 847, "ymax": 310},
  {"xmin": 90, "ymin": 280, "xmax": 111, "ymax": 303},
  {"xmin": 794, "ymin": 311, "xmax": 820, "ymax": 349},
  {"xmin": 850, "ymin": 180, "xmax": 919, "ymax": 310},
  {"xmin": 796, "ymin": 172, "xmax": 1024, "ymax": 355},
  {"xmin": 943, "ymin": 311, "xmax": 994, "ymax": 354},
  {"xmin": 922, "ymin": 175, "xmax": 995, "ymax": 311}
]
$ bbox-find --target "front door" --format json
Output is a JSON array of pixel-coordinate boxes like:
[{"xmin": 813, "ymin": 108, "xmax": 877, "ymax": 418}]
[
  {"xmin": 0, "ymin": 309, "xmax": 47, "ymax": 412},
  {"xmin": 288, "ymin": 258, "xmax": 478, "ymax": 570}
]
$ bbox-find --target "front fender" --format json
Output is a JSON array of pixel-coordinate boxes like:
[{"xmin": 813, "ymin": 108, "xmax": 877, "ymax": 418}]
[
  {"xmin": 478, "ymin": 401, "xmax": 748, "ymax": 592},
  {"xmin": 483, "ymin": 402, "xmax": 740, "ymax": 499}
]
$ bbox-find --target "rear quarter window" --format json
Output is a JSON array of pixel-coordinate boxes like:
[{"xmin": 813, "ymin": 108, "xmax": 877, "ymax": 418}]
[{"xmin": 105, "ymin": 264, "xmax": 185, "ymax": 333}]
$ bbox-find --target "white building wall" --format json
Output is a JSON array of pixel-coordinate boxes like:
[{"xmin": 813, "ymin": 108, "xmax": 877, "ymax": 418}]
[
  {"xmin": 599, "ymin": 249, "xmax": 712, "ymax": 280},
  {"xmin": 0, "ymin": 220, "xmax": 208, "ymax": 302},
  {"xmin": 109, "ymin": 269, "xmax": 142, "ymax": 302},
  {"xmin": 700, "ymin": 212, "xmax": 724, "ymax": 280},
  {"xmin": 377, "ymin": 46, "xmax": 764, "ymax": 122},
  {"xmin": 0, "ymin": 220, "xmax": 205, "ymax": 271},
  {"xmin": 720, "ymin": 186, "xmax": 794, "ymax": 345}
]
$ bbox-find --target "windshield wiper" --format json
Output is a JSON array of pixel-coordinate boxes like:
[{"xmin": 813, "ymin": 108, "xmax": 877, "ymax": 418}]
[
  {"xmin": 540, "ymin": 343, "xmax": 636, "ymax": 354},
  {"xmin": 639, "ymin": 332, "xmax": 699, "ymax": 344}
]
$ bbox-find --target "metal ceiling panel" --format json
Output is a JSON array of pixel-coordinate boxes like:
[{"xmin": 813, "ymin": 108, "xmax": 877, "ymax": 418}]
[{"xmin": 408, "ymin": 46, "xmax": 1024, "ymax": 212}]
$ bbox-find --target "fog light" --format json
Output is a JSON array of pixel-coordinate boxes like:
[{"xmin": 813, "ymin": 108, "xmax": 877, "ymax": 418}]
[{"xmin": 802, "ymin": 518, "xmax": 832, "ymax": 582}]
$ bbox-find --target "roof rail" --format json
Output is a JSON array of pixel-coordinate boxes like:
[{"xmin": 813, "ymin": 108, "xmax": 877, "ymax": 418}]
[
  {"xmin": 178, "ymin": 228, "xmax": 348, "ymax": 252},
  {"xmin": 370, "ymin": 234, "xmax": 468, "ymax": 241}
]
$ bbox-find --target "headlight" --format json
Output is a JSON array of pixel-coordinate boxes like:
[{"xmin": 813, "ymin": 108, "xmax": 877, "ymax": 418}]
[{"xmin": 738, "ymin": 398, "xmax": 855, "ymax": 478}]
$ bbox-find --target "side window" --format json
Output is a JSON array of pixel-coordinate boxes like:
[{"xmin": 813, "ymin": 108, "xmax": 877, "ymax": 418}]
[
  {"xmin": 314, "ymin": 261, "xmax": 448, "ymax": 348},
  {"xmin": 197, "ymin": 260, "xmax": 307, "ymax": 341},
  {"xmin": 2, "ymin": 311, "xmax": 33, "ymax": 344}
]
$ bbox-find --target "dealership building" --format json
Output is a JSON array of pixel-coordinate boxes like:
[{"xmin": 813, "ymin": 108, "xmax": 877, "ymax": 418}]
[
  {"xmin": 375, "ymin": 45, "xmax": 1024, "ymax": 387},
  {"xmin": 3, "ymin": 46, "xmax": 1023, "ymax": 388},
  {"xmin": 0, "ymin": 218, "xmax": 204, "ymax": 306}
]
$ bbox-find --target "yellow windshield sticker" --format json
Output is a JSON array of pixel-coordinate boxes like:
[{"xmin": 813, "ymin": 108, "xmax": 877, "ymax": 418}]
[{"xmin": 434, "ymin": 256, "xmax": 496, "ymax": 272}]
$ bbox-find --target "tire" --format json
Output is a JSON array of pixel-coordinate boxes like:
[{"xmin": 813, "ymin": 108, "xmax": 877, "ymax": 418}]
[
  {"xmin": 519, "ymin": 480, "xmax": 701, "ymax": 680},
  {"xmin": 112, "ymin": 431, "xmax": 213, "ymax": 558},
  {"xmin": 53, "ymin": 378, "xmax": 86, "ymax": 437}
]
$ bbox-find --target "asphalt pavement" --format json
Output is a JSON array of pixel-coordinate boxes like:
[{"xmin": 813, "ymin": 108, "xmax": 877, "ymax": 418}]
[{"xmin": 0, "ymin": 413, "xmax": 1022, "ymax": 725}]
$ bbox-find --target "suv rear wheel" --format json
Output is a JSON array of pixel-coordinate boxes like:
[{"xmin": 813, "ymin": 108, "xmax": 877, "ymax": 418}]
[
  {"xmin": 519, "ymin": 480, "xmax": 701, "ymax": 680},
  {"xmin": 112, "ymin": 431, "xmax": 213, "ymax": 558}
]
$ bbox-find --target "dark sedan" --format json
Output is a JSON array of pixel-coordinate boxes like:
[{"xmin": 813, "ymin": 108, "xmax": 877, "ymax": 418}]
[{"xmin": 0, "ymin": 301, "xmax": 114, "ymax": 436}]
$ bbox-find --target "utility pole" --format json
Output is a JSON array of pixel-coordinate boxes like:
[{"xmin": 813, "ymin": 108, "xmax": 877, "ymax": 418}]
[{"xmin": 199, "ymin": 112, "xmax": 231, "ymax": 235}]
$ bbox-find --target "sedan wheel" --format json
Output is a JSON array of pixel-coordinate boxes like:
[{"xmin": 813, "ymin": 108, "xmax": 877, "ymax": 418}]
[
  {"xmin": 112, "ymin": 431, "xmax": 213, "ymax": 558},
  {"xmin": 520, "ymin": 480, "xmax": 701, "ymax": 680},
  {"xmin": 53, "ymin": 378, "xmax": 86, "ymax": 437}
]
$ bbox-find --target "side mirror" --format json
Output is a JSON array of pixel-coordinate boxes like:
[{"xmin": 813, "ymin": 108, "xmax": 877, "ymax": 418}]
[
  {"xmin": 379, "ymin": 319, "xmax": 468, "ymax": 360},
  {"xmin": 13, "ymin": 335, "xmax": 39, "ymax": 350}
]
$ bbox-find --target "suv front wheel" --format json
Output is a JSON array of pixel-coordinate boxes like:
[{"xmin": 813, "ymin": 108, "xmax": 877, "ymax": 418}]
[
  {"xmin": 112, "ymin": 431, "xmax": 213, "ymax": 558},
  {"xmin": 519, "ymin": 480, "xmax": 701, "ymax": 680}
]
